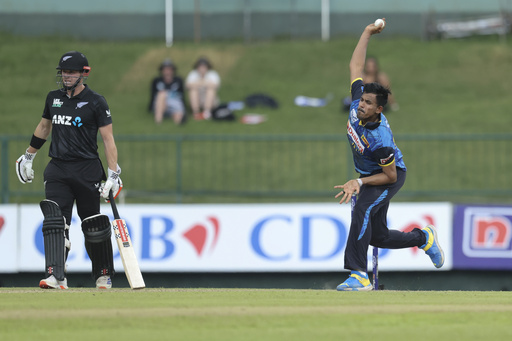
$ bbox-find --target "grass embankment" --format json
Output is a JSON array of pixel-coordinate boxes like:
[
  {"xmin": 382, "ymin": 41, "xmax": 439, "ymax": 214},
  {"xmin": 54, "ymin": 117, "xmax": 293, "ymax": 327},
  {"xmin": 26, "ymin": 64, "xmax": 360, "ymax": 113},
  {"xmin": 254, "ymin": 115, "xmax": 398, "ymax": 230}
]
[{"xmin": 2, "ymin": 34, "xmax": 511, "ymax": 203}]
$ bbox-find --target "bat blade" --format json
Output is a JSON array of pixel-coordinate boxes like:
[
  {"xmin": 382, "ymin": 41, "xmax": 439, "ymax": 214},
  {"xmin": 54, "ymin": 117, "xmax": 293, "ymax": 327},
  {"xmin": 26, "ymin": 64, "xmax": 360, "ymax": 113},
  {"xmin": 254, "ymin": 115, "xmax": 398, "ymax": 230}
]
[{"xmin": 112, "ymin": 218, "xmax": 145, "ymax": 289}]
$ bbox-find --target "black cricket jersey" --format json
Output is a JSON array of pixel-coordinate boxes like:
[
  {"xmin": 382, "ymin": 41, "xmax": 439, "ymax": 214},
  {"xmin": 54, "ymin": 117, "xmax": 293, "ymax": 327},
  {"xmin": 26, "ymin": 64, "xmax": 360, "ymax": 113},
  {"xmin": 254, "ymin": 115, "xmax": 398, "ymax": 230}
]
[{"xmin": 42, "ymin": 85, "xmax": 112, "ymax": 160}]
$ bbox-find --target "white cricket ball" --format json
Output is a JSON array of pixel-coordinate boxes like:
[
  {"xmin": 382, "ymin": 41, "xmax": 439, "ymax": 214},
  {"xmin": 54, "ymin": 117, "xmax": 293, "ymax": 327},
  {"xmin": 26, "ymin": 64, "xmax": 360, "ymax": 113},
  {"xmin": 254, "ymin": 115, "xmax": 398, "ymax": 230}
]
[{"xmin": 374, "ymin": 19, "xmax": 385, "ymax": 28}]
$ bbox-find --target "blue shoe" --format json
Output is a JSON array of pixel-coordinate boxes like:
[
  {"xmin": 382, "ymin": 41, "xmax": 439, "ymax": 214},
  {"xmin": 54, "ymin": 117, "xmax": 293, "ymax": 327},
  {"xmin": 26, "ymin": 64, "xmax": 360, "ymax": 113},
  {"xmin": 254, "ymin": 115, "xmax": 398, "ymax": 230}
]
[
  {"xmin": 420, "ymin": 225, "xmax": 444, "ymax": 268},
  {"xmin": 336, "ymin": 271, "xmax": 373, "ymax": 291}
]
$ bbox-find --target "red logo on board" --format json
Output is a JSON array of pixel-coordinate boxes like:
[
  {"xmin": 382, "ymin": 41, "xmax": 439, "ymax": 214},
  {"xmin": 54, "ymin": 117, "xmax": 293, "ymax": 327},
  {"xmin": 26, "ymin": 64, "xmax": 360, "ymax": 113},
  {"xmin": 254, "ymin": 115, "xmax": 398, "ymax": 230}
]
[{"xmin": 182, "ymin": 217, "xmax": 220, "ymax": 256}]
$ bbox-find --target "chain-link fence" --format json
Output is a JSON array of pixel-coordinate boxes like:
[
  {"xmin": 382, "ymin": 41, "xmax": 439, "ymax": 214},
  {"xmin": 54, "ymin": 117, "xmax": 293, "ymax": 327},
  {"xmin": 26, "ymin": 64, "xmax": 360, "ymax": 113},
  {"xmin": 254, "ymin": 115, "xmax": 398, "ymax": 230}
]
[{"xmin": 2, "ymin": 134, "xmax": 511, "ymax": 204}]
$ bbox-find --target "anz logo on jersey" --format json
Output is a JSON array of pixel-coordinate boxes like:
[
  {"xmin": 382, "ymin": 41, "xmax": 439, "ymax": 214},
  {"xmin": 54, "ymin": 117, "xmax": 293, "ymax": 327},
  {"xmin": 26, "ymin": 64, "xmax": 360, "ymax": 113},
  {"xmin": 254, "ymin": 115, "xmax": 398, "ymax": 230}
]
[{"xmin": 52, "ymin": 115, "xmax": 83, "ymax": 127}]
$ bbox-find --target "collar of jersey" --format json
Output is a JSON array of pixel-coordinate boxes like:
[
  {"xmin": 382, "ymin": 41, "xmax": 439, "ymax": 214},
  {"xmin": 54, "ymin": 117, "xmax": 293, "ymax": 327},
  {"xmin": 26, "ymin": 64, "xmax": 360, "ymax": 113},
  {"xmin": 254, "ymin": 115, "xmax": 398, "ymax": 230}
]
[
  {"xmin": 358, "ymin": 116, "xmax": 381, "ymax": 130},
  {"xmin": 62, "ymin": 84, "xmax": 89, "ymax": 99}
]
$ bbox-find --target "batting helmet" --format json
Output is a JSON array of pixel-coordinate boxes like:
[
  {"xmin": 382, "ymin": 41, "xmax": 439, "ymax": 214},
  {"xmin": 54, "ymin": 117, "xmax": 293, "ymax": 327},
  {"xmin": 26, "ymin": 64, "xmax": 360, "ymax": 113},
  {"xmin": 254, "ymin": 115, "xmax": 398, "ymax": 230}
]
[
  {"xmin": 56, "ymin": 51, "xmax": 91, "ymax": 93},
  {"xmin": 56, "ymin": 51, "xmax": 91, "ymax": 75}
]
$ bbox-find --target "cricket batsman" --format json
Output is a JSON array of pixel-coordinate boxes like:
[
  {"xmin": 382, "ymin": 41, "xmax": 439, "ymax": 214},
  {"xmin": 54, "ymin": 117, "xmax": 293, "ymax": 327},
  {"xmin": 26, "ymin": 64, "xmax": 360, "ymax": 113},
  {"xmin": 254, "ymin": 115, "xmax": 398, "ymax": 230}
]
[
  {"xmin": 15, "ymin": 51, "xmax": 122, "ymax": 289},
  {"xmin": 334, "ymin": 19, "xmax": 444, "ymax": 291}
]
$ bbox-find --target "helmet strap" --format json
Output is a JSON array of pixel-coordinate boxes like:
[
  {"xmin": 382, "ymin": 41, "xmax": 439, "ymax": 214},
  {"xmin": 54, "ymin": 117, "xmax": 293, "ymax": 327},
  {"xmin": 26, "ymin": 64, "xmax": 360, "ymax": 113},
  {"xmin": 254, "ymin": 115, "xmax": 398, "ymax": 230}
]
[
  {"xmin": 66, "ymin": 77, "xmax": 82, "ymax": 92},
  {"xmin": 57, "ymin": 72, "xmax": 85, "ymax": 96}
]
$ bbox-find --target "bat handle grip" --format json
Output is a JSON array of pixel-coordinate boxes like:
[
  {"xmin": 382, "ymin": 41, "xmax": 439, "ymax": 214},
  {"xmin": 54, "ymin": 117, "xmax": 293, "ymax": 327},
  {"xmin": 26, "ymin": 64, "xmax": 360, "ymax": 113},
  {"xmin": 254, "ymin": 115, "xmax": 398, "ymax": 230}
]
[{"xmin": 109, "ymin": 190, "xmax": 120, "ymax": 220}]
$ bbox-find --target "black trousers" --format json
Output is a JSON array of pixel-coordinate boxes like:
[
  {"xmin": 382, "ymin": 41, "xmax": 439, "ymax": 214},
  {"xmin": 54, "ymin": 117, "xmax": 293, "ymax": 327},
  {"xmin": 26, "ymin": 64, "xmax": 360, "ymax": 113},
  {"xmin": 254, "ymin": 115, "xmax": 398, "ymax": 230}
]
[
  {"xmin": 344, "ymin": 169, "xmax": 426, "ymax": 272},
  {"xmin": 44, "ymin": 158, "xmax": 105, "ymax": 225}
]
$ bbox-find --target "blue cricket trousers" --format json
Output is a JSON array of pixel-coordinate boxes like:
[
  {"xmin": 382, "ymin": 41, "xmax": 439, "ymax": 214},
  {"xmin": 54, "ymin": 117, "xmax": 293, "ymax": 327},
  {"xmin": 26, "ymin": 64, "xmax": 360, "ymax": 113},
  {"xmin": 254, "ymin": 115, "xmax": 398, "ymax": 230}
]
[{"xmin": 344, "ymin": 169, "xmax": 426, "ymax": 272}]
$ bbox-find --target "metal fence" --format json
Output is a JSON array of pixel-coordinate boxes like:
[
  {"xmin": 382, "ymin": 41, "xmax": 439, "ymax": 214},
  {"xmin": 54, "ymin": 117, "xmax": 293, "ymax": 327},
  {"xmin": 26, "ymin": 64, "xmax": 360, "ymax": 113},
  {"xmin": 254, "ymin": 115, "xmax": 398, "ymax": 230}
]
[{"xmin": 2, "ymin": 134, "xmax": 511, "ymax": 204}]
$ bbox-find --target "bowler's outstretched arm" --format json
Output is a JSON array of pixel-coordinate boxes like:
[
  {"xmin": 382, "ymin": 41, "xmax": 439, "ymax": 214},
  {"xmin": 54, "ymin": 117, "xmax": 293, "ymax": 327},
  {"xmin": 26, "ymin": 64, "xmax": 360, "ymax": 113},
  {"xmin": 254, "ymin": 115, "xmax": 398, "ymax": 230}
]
[{"xmin": 349, "ymin": 19, "xmax": 386, "ymax": 82}]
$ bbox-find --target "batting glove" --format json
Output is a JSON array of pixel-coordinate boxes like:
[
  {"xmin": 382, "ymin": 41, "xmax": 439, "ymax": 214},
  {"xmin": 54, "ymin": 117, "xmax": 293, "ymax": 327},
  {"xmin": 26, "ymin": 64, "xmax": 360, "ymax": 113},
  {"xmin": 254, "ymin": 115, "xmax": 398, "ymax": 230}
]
[
  {"xmin": 99, "ymin": 165, "xmax": 123, "ymax": 201},
  {"xmin": 16, "ymin": 149, "xmax": 36, "ymax": 184}
]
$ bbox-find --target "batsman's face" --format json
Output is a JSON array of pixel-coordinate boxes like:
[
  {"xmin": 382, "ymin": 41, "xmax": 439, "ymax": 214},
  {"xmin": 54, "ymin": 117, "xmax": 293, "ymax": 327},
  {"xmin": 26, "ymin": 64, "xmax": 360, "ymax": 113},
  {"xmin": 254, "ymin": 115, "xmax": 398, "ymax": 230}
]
[
  {"xmin": 357, "ymin": 93, "xmax": 382, "ymax": 122},
  {"xmin": 61, "ymin": 70, "xmax": 81, "ymax": 87}
]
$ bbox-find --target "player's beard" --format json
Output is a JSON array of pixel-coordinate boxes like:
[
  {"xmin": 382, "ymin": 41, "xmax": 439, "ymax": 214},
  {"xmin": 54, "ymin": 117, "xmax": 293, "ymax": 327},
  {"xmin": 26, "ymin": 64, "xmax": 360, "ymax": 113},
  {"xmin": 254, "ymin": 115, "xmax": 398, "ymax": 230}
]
[{"xmin": 357, "ymin": 108, "xmax": 366, "ymax": 120}]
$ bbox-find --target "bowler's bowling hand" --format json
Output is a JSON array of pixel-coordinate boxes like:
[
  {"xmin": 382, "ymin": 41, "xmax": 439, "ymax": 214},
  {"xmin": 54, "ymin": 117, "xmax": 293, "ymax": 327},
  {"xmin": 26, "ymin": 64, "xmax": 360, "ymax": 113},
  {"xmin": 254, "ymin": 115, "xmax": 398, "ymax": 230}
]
[{"xmin": 366, "ymin": 18, "xmax": 386, "ymax": 35}]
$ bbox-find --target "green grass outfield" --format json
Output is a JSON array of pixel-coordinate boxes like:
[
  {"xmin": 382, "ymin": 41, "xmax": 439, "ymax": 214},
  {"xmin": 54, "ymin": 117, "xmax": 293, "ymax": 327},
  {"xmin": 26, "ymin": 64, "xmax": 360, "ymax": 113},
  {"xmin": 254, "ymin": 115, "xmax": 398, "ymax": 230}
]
[{"xmin": 1, "ymin": 288, "xmax": 511, "ymax": 340}]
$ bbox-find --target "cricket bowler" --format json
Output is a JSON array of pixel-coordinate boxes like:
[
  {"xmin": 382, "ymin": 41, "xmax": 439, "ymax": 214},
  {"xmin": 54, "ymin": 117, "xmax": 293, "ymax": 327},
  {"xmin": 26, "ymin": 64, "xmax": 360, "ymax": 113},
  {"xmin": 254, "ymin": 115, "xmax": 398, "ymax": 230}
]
[
  {"xmin": 334, "ymin": 20, "xmax": 444, "ymax": 291},
  {"xmin": 16, "ymin": 51, "xmax": 122, "ymax": 289}
]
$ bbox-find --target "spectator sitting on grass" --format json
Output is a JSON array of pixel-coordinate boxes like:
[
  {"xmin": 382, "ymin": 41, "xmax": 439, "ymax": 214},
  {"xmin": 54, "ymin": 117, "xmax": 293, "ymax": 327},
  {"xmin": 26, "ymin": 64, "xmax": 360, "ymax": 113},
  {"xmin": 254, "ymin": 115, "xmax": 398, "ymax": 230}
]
[
  {"xmin": 342, "ymin": 57, "xmax": 398, "ymax": 112},
  {"xmin": 185, "ymin": 57, "xmax": 221, "ymax": 120},
  {"xmin": 362, "ymin": 57, "xmax": 399, "ymax": 111},
  {"xmin": 149, "ymin": 59, "xmax": 185, "ymax": 125}
]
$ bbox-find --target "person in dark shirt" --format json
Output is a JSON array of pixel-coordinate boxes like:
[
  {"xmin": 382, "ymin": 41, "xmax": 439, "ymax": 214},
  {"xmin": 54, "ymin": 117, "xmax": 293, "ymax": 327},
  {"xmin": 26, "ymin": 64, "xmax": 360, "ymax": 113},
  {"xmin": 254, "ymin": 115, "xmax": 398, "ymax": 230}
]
[
  {"xmin": 149, "ymin": 59, "xmax": 185, "ymax": 125},
  {"xmin": 16, "ymin": 51, "xmax": 122, "ymax": 290}
]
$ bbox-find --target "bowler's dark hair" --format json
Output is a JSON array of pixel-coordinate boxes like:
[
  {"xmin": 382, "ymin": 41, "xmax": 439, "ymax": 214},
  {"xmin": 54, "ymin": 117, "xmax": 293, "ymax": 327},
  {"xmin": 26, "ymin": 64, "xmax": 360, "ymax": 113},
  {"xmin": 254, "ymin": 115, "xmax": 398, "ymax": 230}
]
[{"xmin": 363, "ymin": 82, "xmax": 391, "ymax": 108}]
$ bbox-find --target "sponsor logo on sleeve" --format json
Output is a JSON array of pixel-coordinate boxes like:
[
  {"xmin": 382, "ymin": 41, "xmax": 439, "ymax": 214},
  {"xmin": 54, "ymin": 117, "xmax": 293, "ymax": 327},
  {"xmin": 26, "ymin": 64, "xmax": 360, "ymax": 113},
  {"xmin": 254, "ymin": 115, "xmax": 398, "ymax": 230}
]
[{"xmin": 380, "ymin": 153, "xmax": 394, "ymax": 165}]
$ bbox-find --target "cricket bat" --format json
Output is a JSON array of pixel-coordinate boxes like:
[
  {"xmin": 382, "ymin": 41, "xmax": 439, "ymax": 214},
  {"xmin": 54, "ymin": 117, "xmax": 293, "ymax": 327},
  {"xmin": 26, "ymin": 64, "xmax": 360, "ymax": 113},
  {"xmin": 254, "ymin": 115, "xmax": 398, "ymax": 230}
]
[{"xmin": 108, "ymin": 191, "xmax": 145, "ymax": 289}]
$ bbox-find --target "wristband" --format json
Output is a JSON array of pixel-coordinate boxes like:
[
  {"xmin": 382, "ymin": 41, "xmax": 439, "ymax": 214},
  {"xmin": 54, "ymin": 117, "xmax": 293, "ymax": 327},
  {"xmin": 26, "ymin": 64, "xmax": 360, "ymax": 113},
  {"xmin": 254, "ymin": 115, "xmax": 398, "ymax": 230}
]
[
  {"xmin": 356, "ymin": 178, "xmax": 363, "ymax": 187},
  {"xmin": 30, "ymin": 134, "xmax": 46, "ymax": 150}
]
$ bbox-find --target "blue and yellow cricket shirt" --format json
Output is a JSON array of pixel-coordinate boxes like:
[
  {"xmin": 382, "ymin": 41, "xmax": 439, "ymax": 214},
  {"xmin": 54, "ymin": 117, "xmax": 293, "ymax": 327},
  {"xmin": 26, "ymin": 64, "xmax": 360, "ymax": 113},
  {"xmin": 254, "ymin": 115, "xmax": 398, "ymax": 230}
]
[{"xmin": 347, "ymin": 78, "xmax": 406, "ymax": 175}]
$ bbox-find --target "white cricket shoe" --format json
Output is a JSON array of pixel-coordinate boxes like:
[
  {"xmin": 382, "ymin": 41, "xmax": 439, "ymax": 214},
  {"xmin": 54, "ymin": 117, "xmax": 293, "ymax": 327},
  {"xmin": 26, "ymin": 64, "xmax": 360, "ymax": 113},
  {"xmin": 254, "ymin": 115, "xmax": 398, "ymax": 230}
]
[
  {"xmin": 96, "ymin": 275, "xmax": 112, "ymax": 289},
  {"xmin": 39, "ymin": 275, "xmax": 68, "ymax": 290}
]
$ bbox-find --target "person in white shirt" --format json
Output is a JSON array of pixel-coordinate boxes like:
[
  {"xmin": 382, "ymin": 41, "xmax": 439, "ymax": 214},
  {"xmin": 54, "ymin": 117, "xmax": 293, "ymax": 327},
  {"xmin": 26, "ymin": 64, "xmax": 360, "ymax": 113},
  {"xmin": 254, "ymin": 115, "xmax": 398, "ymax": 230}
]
[{"xmin": 185, "ymin": 57, "xmax": 220, "ymax": 120}]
